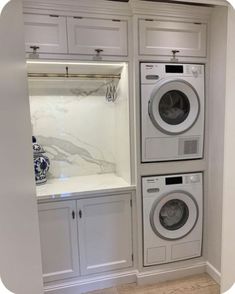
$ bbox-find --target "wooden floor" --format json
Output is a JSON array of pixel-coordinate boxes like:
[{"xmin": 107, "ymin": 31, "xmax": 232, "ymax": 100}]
[{"xmin": 85, "ymin": 274, "xmax": 220, "ymax": 294}]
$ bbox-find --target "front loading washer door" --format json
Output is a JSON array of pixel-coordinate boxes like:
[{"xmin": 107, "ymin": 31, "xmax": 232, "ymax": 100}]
[
  {"xmin": 149, "ymin": 79, "xmax": 200, "ymax": 135},
  {"xmin": 150, "ymin": 191, "xmax": 198, "ymax": 240}
]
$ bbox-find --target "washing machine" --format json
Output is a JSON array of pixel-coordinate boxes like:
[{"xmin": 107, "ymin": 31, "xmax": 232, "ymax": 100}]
[
  {"xmin": 141, "ymin": 63, "xmax": 205, "ymax": 162},
  {"xmin": 142, "ymin": 173, "xmax": 203, "ymax": 266}
]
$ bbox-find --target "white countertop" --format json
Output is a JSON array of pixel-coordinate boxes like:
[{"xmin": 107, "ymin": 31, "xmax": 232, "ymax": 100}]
[{"xmin": 36, "ymin": 173, "xmax": 135, "ymax": 201}]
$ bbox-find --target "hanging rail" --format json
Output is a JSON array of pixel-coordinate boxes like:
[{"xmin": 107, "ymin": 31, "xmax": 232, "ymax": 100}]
[{"xmin": 27, "ymin": 73, "xmax": 121, "ymax": 79}]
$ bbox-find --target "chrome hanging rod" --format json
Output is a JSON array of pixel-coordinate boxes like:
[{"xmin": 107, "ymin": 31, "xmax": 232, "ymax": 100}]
[{"xmin": 28, "ymin": 73, "xmax": 121, "ymax": 79}]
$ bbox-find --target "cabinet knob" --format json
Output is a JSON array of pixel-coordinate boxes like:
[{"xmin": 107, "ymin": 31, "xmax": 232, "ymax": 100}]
[
  {"xmin": 171, "ymin": 50, "xmax": 180, "ymax": 62},
  {"xmin": 95, "ymin": 49, "xmax": 104, "ymax": 55},
  {"xmin": 93, "ymin": 49, "xmax": 103, "ymax": 61},
  {"xmin": 72, "ymin": 211, "xmax": 75, "ymax": 219},
  {"xmin": 30, "ymin": 46, "xmax": 40, "ymax": 53},
  {"xmin": 172, "ymin": 50, "xmax": 180, "ymax": 55}
]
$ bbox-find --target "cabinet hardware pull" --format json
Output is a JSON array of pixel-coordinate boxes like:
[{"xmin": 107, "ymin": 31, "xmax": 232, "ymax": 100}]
[
  {"xmin": 49, "ymin": 14, "xmax": 59, "ymax": 18},
  {"xmin": 30, "ymin": 46, "xmax": 40, "ymax": 54},
  {"xmin": 130, "ymin": 199, "xmax": 132, "ymax": 207},
  {"xmin": 172, "ymin": 50, "xmax": 180, "ymax": 57},
  {"xmin": 145, "ymin": 19, "xmax": 154, "ymax": 21},
  {"xmin": 79, "ymin": 210, "xmax": 82, "ymax": 219},
  {"xmin": 112, "ymin": 19, "xmax": 121, "ymax": 22},
  {"xmin": 95, "ymin": 49, "xmax": 104, "ymax": 54},
  {"xmin": 72, "ymin": 211, "xmax": 75, "ymax": 219},
  {"xmin": 171, "ymin": 50, "xmax": 180, "ymax": 62},
  {"xmin": 73, "ymin": 16, "xmax": 83, "ymax": 19}
]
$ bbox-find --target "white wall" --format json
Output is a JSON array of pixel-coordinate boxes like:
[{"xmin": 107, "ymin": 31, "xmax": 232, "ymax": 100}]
[
  {"xmin": 0, "ymin": 1, "xmax": 43, "ymax": 293},
  {"xmin": 206, "ymin": 5, "xmax": 227, "ymax": 276},
  {"xmin": 221, "ymin": 5, "xmax": 235, "ymax": 293}
]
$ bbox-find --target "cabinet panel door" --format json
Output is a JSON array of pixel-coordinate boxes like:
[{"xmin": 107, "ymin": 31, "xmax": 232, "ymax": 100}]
[
  {"xmin": 38, "ymin": 201, "xmax": 80, "ymax": 282},
  {"xmin": 77, "ymin": 194, "xmax": 133, "ymax": 275},
  {"xmin": 139, "ymin": 19, "xmax": 207, "ymax": 57},
  {"xmin": 24, "ymin": 14, "xmax": 68, "ymax": 54},
  {"xmin": 67, "ymin": 17, "xmax": 128, "ymax": 56}
]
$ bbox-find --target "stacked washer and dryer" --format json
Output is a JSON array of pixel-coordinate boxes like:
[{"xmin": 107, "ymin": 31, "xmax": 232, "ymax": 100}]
[{"xmin": 140, "ymin": 63, "xmax": 204, "ymax": 266}]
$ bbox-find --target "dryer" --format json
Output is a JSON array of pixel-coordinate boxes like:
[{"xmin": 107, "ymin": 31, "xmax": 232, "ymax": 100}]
[
  {"xmin": 141, "ymin": 63, "xmax": 205, "ymax": 162},
  {"xmin": 142, "ymin": 173, "xmax": 203, "ymax": 266}
]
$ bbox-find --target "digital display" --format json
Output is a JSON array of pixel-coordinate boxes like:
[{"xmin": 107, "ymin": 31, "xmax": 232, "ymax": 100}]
[
  {"xmin": 165, "ymin": 177, "xmax": 183, "ymax": 185},
  {"xmin": 165, "ymin": 65, "xmax": 184, "ymax": 73}
]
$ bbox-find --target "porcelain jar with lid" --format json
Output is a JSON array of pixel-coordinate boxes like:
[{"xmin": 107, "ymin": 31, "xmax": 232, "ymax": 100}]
[{"xmin": 32, "ymin": 136, "xmax": 50, "ymax": 185}]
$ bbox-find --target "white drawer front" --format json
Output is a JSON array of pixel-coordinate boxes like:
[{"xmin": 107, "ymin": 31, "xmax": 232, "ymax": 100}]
[
  {"xmin": 139, "ymin": 19, "xmax": 207, "ymax": 57},
  {"xmin": 38, "ymin": 201, "xmax": 80, "ymax": 282},
  {"xmin": 24, "ymin": 14, "xmax": 68, "ymax": 54},
  {"xmin": 67, "ymin": 17, "xmax": 128, "ymax": 56}
]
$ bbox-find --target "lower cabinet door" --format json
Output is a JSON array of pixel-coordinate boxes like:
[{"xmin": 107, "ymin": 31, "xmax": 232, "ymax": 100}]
[
  {"xmin": 77, "ymin": 194, "xmax": 133, "ymax": 275},
  {"xmin": 38, "ymin": 201, "xmax": 80, "ymax": 282}
]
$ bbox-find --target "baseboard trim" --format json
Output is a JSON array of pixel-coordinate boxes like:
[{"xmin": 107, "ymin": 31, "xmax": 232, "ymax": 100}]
[
  {"xmin": 137, "ymin": 261, "xmax": 207, "ymax": 285},
  {"xmin": 44, "ymin": 270, "xmax": 137, "ymax": 294},
  {"xmin": 44, "ymin": 261, "xmax": 208, "ymax": 293},
  {"xmin": 206, "ymin": 262, "xmax": 221, "ymax": 284}
]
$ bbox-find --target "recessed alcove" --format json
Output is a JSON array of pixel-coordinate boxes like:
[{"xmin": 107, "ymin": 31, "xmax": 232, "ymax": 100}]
[{"xmin": 27, "ymin": 61, "xmax": 132, "ymax": 196}]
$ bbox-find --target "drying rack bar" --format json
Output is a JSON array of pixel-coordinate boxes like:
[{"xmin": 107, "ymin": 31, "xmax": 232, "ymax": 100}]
[{"xmin": 28, "ymin": 73, "xmax": 121, "ymax": 79}]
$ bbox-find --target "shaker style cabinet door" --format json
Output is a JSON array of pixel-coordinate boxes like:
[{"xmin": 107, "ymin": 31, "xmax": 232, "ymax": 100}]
[
  {"xmin": 67, "ymin": 17, "xmax": 128, "ymax": 56},
  {"xmin": 139, "ymin": 19, "xmax": 207, "ymax": 57},
  {"xmin": 24, "ymin": 14, "xmax": 68, "ymax": 54},
  {"xmin": 77, "ymin": 194, "xmax": 133, "ymax": 275},
  {"xmin": 38, "ymin": 201, "xmax": 80, "ymax": 282}
]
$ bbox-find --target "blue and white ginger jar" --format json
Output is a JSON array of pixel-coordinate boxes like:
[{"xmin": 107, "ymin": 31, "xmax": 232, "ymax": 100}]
[{"xmin": 32, "ymin": 136, "xmax": 50, "ymax": 185}]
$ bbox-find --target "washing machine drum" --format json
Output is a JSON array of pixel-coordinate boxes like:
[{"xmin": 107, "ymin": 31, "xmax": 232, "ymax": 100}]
[
  {"xmin": 149, "ymin": 79, "xmax": 200, "ymax": 135},
  {"xmin": 150, "ymin": 191, "xmax": 198, "ymax": 240}
]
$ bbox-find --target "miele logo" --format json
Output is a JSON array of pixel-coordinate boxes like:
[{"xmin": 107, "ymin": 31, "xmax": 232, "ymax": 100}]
[
  {"xmin": 145, "ymin": 65, "xmax": 153, "ymax": 69},
  {"xmin": 145, "ymin": 65, "xmax": 159, "ymax": 71}
]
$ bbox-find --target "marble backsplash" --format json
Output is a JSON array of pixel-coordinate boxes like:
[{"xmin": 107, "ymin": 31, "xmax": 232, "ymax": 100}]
[{"xmin": 29, "ymin": 79, "xmax": 118, "ymax": 179}]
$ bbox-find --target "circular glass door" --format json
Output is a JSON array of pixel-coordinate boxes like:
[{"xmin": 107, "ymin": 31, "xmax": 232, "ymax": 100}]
[
  {"xmin": 150, "ymin": 191, "xmax": 198, "ymax": 240},
  {"xmin": 149, "ymin": 79, "xmax": 200, "ymax": 135}
]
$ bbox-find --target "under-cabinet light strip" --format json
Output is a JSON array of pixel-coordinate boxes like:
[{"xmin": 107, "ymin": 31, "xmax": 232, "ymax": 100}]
[{"xmin": 28, "ymin": 73, "xmax": 121, "ymax": 79}]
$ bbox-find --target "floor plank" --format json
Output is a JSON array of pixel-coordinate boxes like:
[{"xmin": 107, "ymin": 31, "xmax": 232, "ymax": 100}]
[{"xmin": 84, "ymin": 274, "xmax": 220, "ymax": 294}]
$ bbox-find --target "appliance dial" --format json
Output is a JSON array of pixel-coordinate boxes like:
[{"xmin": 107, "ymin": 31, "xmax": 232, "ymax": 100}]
[{"xmin": 190, "ymin": 175, "xmax": 200, "ymax": 183}]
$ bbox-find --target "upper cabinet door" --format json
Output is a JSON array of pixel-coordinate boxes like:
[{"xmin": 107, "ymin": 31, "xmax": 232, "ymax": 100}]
[
  {"xmin": 38, "ymin": 201, "xmax": 80, "ymax": 282},
  {"xmin": 77, "ymin": 194, "xmax": 133, "ymax": 275},
  {"xmin": 24, "ymin": 14, "xmax": 68, "ymax": 54},
  {"xmin": 139, "ymin": 19, "xmax": 207, "ymax": 57},
  {"xmin": 67, "ymin": 17, "xmax": 128, "ymax": 56}
]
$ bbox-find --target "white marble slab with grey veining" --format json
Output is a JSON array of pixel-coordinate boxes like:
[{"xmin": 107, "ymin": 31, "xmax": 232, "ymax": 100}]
[
  {"xmin": 29, "ymin": 79, "xmax": 119, "ymax": 179},
  {"xmin": 36, "ymin": 173, "xmax": 135, "ymax": 202}
]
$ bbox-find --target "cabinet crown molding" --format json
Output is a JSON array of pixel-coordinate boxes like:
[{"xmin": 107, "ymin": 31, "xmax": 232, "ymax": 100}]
[
  {"xmin": 131, "ymin": 0, "xmax": 213, "ymax": 20},
  {"xmin": 23, "ymin": 0, "xmax": 132, "ymax": 16},
  {"xmin": 23, "ymin": 0, "xmax": 215, "ymax": 21}
]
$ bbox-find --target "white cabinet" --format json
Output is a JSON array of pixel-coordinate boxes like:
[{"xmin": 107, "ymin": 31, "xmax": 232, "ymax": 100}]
[
  {"xmin": 38, "ymin": 194, "xmax": 133, "ymax": 282},
  {"xmin": 38, "ymin": 201, "xmax": 80, "ymax": 282},
  {"xmin": 77, "ymin": 194, "xmax": 133, "ymax": 275},
  {"xmin": 24, "ymin": 14, "xmax": 68, "ymax": 54},
  {"xmin": 139, "ymin": 19, "xmax": 207, "ymax": 57},
  {"xmin": 67, "ymin": 17, "xmax": 128, "ymax": 56}
]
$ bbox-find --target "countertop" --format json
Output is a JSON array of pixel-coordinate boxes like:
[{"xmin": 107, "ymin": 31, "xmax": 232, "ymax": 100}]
[{"xmin": 36, "ymin": 173, "xmax": 135, "ymax": 202}]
